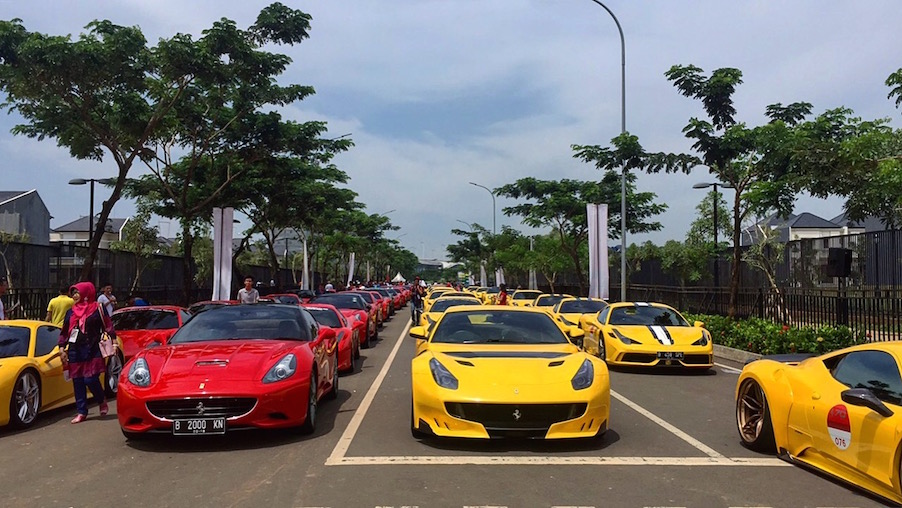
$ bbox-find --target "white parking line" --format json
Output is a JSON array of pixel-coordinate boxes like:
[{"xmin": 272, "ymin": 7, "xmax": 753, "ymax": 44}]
[
  {"xmin": 715, "ymin": 362, "xmax": 742, "ymax": 374},
  {"xmin": 324, "ymin": 322, "xmax": 785, "ymax": 468},
  {"xmin": 325, "ymin": 320, "xmax": 411, "ymax": 465},
  {"xmin": 611, "ymin": 390, "xmax": 724, "ymax": 458}
]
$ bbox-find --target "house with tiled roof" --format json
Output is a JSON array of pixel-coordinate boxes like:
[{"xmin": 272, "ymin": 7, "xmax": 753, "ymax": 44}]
[
  {"xmin": 0, "ymin": 190, "xmax": 51, "ymax": 245},
  {"xmin": 50, "ymin": 216, "xmax": 130, "ymax": 250},
  {"xmin": 741, "ymin": 212, "xmax": 866, "ymax": 246}
]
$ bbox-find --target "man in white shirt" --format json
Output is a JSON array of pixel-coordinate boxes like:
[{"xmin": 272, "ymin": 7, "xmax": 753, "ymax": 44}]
[
  {"xmin": 237, "ymin": 276, "xmax": 259, "ymax": 304},
  {"xmin": 97, "ymin": 282, "xmax": 117, "ymax": 315}
]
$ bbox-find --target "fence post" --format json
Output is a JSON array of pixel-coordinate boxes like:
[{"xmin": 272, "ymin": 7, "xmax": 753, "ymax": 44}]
[
  {"xmin": 836, "ymin": 279, "xmax": 849, "ymax": 326},
  {"xmin": 757, "ymin": 288, "xmax": 764, "ymax": 319}
]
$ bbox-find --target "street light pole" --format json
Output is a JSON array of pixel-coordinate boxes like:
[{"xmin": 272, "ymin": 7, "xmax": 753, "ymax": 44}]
[
  {"xmin": 468, "ymin": 182, "xmax": 496, "ymax": 235},
  {"xmin": 588, "ymin": 0, "xmax": 627, "ymax": 302},
  {"xmin": 693, "ymin": 182, "xmax": 733, "ymax": 310},
  {"xmin": 68, "ymin": 177, "xmax": 116, "ymax": 247},
  {"xmin": 455, "ymin": 219, "xmax": 473, "ymax": 231}
]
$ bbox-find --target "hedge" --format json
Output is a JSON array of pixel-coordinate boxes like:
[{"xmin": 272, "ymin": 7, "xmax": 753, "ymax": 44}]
[{"xmin": 684, "ymin": 313, "xmax": 867, "ymax": 356}]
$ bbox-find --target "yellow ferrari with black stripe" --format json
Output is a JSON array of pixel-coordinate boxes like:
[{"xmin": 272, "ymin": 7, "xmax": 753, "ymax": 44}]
[
  {"xmin": 736, "ymin": 342, "xmax": 902, "ymax": 505},
  {"xmin": 509, "ymin": 290, "xmax": 543, "ymax": 307},
  {"xmin": 581, "ymin": 302, "xmax": 712, "ymax": 368},
  {"xmin": 410, "ymin": 306, "xmax": 610, "ymax": 440}
]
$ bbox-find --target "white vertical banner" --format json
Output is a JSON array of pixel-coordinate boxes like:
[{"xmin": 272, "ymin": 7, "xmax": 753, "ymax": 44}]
[
  {"xmin": 211, "ymin": 207, "xmax": 234, "ymax": 300},
  {"xmin": 346, "ymin": 252, "xmax": 356, "ymax": 288},
  {"xmin": 366, "ymin": 260, "xmax": 371, "ymax": 282},
  {"xmin": 480, "ymin": 260, "xmax": 487, "ymax": 287},
  {"xmin": 587, "ymin": 203, "xmax": 609, "ymax": 300},
  {"xmin": 302, "ymin": 236, "xmax": 310, "ymax": 290},
  {"xmin": 495, "ymin": 267, "xmax": 505, "ymax": 286},
  {"xmin": 528, "ymin": 237, "xmax": 538, "ymax": 290}
]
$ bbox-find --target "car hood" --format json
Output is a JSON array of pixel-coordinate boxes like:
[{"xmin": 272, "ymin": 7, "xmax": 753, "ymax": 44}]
[
  {"xmin": 140, "ymin": 341, "xmax": 298, "ymax": 382},
  {"xmin": 608, "ymin": 324, "xmax": 707, "ymax": 345},
  {"xmin": 426, "ymin": 344, "xmax": 591, "ymax": 390}
]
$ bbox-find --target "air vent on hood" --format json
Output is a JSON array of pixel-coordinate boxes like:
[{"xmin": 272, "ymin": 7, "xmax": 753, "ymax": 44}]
[
  {"xmin": 195, "ymin": 360, "xmax": 229, "ymax": 367},
  {"xmin": 455, "ymin": 360, "xmax": 475, "ymax": 367},
  {"xmin": 548, "ymin": 360, "xmax": 564, "ymax": 367}
]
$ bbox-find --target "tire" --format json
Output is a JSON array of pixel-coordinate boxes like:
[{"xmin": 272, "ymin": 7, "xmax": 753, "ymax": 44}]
[
  {"xmin": 354, "ymin": 337, "xmax": 361, "ymax": 359},
  {"xmin": 597, "ymin": 335, "xmax": 607, "ymax": 362},
  {"xmin": 326, "ymin": 360, "xmax": 338, "ymax": 400},
  {"xmin": 343, "ymin": 344, "xmax": 356, "ymax": 374},
  {"xmin": 9, "ymin": 370, "xmax": 41, "ymax": 429},
  {"xmin": 298, "ymin": 372, "xmax": 317, "ymax": 435},
  {"xmin": 411, "ymin": 399, "xmax": 427, "ymax": 439},
  {"xmin": 736, "ymin": 379, "xmax": 777, "ymax": 453},
  {"xmin": 105, "ymin": 353, "xmax": 124, "ymax": 398}
]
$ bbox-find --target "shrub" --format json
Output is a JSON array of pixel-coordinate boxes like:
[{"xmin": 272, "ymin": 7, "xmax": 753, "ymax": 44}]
[{"xmin": 684, "ymin": 313, "xmax": 866, "ymax": 355}]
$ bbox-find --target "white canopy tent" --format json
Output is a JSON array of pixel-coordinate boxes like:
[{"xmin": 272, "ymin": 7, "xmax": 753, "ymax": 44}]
[{"xmin": 391, "ymin": 272, "xmax": 407, "ymax": 283}]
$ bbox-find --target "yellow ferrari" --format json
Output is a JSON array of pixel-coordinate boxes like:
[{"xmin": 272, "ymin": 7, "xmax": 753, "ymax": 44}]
[
  {"xmin": 419, "ymin": 297, "xmax": 483, "ymax": 329},
  {"xmin": 509, "ymin": 290, "xmax": 543, "ymax": 307},
  {"xmin": 736, "ymin": 342, "xmax": 902, "ymax": 504},
  {"xmin": 581, "ymin": 302, "xmax": 713, "ymax": 368},
  {"xmin": 423, "ymin": 287, "xmax": 454, "ymax": 311},
  {"xmin": 551, "ymin": 297, "xmax": 608, "ymax": 328},
  {"xmin": 533, "ymin": 294, "xmax": 573, "ymax": 314},
  {"xmin": 410, "ymin": 306, "xmax": 610, "ymax": 440},
  {"xmin": 0, "ymin": 320, "xmax": 74, "ymax": 429}
]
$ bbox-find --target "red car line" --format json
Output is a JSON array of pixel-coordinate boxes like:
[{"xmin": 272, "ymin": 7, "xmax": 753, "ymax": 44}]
[
  {"xmin": 111, "ymin": 305, "xmax": 191, "ymax": 361},
  {"xmin": 303, "ymin": 303, "xmax": 359, "ymax": 373}
]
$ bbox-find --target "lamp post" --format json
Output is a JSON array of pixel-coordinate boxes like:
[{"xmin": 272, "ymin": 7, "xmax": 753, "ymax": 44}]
[
  {"xmin": 692, "ymin": 182, "xmax": 733, "ymax": 302},
  {"xmin": 468, "ymin": 182, "xmax": 496, "ymax": 235},
  {"xmin": 587, "ymin": 0, "xmax": 626, "ymax": 302},
  {"xmin": 68, "ymin": 178, "xmax": 116, "ymax": 247},
  {"xmin": 456, "ymin": 219, "xmax": 473, "ymax": 231}
]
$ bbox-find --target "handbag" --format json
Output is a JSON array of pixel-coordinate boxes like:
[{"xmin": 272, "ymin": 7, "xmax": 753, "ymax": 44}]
[{"xmin": 97, "ymin": 307, "xmax": 118, "ymax": 359}]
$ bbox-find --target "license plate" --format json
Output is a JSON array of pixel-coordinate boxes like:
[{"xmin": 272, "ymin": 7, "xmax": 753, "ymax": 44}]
[
  {"xmin": 657, "ymin": 351, "xmax": 684, "ymax": 360},
  {"xmin": 172, "ymin": 417, "xmax": 226, "ymax": 435}
]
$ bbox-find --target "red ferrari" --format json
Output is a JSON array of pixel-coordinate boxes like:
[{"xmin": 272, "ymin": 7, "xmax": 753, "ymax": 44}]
[
  {"xmin": 303, "ymin": 303, "xmax": 359, "ymax": 373},
  {"xmin": 117, "ymin": 304, "xmax": 338, "ymax": 438},
  {"xmin": 112, "ymin": 305, "xmax": 191, "ymax": 361},
  {"xmin": 310, "ymin": 293, "xmax": 375, "ymax": 346}
]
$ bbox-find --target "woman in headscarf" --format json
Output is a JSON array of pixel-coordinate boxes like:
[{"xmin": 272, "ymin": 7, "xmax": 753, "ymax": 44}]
[{"xmin": 58, "ymin": 282, "xmax": 110, "ymax": 423}]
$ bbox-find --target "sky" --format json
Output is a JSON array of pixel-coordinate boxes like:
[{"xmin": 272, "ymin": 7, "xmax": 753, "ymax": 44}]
[{"xmin": 1, "ymin": 0, "xmax": 899, "ymax": 260}]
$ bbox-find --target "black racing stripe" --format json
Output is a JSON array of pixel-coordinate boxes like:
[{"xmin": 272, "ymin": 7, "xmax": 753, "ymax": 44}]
[{"xmin": 443, "ymin": 351, "xmax": 571, "ymax": 359}]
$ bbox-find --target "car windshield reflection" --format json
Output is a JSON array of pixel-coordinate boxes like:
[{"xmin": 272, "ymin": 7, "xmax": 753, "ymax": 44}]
[{"xmin": 431, "ymin": 311, "xmax": 569, "ymax": 345}]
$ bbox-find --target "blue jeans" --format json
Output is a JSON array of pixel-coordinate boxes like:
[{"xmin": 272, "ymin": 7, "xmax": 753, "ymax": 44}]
[
  {"xmin": 410, "ymin": 301, "xmax": 423, "ymax": 324},
  {"xmin": 73, "ymin": 374, "xmax": 105, "ymax": 415}
]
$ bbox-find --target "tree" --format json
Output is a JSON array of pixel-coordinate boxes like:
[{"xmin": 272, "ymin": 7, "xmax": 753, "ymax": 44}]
[
  {"xmin": 665, "ymin": 64, "xmax": 812, "ymax": 317},
  {"xmin": 743, "ymin": 225, "xmax": 790, "ymax": 324},
  {"xmin": 496, "ymin": 175, "xmax": 666, "ymax": 294},
  {"xmin": 659, "ymin": 240, "xmax": 709, "ymax": 288},
  {"xmin": 110, "ymin": 209, "xmax": 161, "ymax": 295}
]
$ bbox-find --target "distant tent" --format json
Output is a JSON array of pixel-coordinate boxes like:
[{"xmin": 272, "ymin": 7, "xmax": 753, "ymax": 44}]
[{"xmin": 391, "ymin": 272, "xmax": 406, "ymax": 283}]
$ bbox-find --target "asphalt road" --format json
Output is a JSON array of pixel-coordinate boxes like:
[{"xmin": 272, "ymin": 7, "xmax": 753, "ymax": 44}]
[{"xmin": 0, "ymin": 307, "xmax": 889, "ymax": 508}]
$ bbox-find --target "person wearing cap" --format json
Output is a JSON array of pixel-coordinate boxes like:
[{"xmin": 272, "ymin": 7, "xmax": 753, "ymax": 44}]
[
  {"xmin": 324, "ymin": 282, "xmax": 335, "ymax": 293},
  {"xmin": 410, "ymin": 276, "xmax": 426, "ymax": 323}
]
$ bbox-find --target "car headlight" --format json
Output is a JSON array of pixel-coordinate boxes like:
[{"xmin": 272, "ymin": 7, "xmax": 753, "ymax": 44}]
[
  {"xmin": 429, "ymin": 357, "xmax": 458, "ymax": 390},
  {"xmin": 613, "ymin": 329, "xmax": 639, "ymax": 345},
  {"xmin": 263, "ymin": 354, "xmax": 297, "ymax": 384},
  {"xmin": 571, "ymin": 358, "xmax": 594, "ymax": 390},
  {"xmin": 692, "ymin": 333, "xmax": 709, "ymax": 346},
  {"xmin": 127, "ymin": 358, "xmax": 152, "ymax": 387}
]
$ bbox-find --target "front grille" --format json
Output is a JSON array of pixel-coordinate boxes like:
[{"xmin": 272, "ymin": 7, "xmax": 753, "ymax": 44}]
[
  {"xmin": 682, "ymin": 354, "xmax": 712, "ymax": 365},
  {"xmin": 445, "ymin": 402, "xmax": 587, "ymax": 430},
  {"xmin": 621, "ymin": 353, "xmax": 656, "ymax": 363},
  {"xmin": 146, "ymin": 397, "xmax": 257, "ymax": 420}
]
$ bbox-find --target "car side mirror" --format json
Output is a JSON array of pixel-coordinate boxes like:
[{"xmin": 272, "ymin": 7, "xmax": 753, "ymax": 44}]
[
  {"xmin": 409, "ymin": 326, "xmax": 428, "ymax": 340},
  {"xmin": 147, "ymin": 340, "xmax": 163, "ymax": 349},
  {"xmin": 841, "ymin": 388, "xmax": 894, "ymax": 417},
  {"xmin": 694, "ymin": 320, "xmax": 705, "ymax": 328},
  {"xmin": 569, "ymin": 327, "xmax": 585, "ymax": 348}
]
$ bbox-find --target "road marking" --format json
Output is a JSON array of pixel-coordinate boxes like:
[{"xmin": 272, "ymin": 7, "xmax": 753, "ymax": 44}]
[
  {"xmin": 329, "ymin": 455, "xmax": 786, "ymax": 466},
  {"xmin": 326, "ymin": 320, "xmax": 411, "ymax": 465},
  {"xmin": 611, "ymin": 390, "xmax": 725, "ymax": 458},
  {"xmin": 715, "ymin": 361, "xmax": 742, "ymax": 374},
  {"xmin": 324, "ymin": 321, "xmax": 785, "ymax": 468}
]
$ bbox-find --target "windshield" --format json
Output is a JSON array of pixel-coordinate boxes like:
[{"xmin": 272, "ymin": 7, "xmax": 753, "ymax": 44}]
[
  {"xmin": 0, "ymin": 326, "xmax": 30, "ymax": 358},
  {"xmin": 269, "ymin": 295, "xmax": 300, "ymax": 304},
  {"xmin": 431, "ymin": 310, "xmax": 569, "ymax": 345},
  {"xmin": 535, "ymin": 295, "xmax": 569, "ymax": 307},
  {"xmin": 559, "ymin": 300, "xmax": 607, "ymax": 314},
  {"xmin": 113, "ymin": 310, "xmax": 180, "ymax": 331},
  {"xmin": 512, "ymin": 291, "xmax": 542, "ymax": 300},
  {"xmin": 429, "ymin": 298, "xmax": 483, "ymax": 313},
  {"xmin": 170, "ymin": 305, "xmax": 308, "ymax": 343},
  {"xmin": 485, "ymin": 287, "xmax": 500, "ymax": 294},
  {"xmin": 609, "ymin": 305, "xmax": 689, "ymax": 327},
  {"xmin": 306, "ymin": 307, "xmax": 343, "ymax": 328},
  {"xmin": 310, "ymin": 294, "xmax": 366, "ymax": 310},
  {"xmin": 368, "ymin": 288, "xmax": 391, "ymax": 298}
]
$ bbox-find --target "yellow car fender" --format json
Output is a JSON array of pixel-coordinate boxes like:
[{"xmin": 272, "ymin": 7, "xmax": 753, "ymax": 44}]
[{"xmin": 736, "ymin": 360, "xmax": 796, "ymax": 452}]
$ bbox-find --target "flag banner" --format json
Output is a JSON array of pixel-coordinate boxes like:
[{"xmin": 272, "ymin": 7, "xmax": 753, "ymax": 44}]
[
  {"xmin": 347, "ymin": 252, "xmax": 356, "ymax": 288},
  {"xmin": 528, "ymin": 237, "xmax": 538, "ymax": 290},
  {"xmin": 211, "ymin": 207, "xmax": 234, "ymax": 300},
  {"xmin": 587, "ymin": 203, "xmax": 609, "ymax": 300},
  {"xmin": 495, "ymin": 267, "xmax": 505, "ymax": 286},
  {"xmin": 302, "ymin": 237, "xmax": 310, "ymax": 290},
  {"xmin": 480, "ymin": 260, "xmax": 487, "ymax": 287}
]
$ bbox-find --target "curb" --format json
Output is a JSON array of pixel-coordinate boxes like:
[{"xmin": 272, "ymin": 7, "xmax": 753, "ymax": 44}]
[{"xmin": 714, "ymin": 344, "xmax": 762, "ymax": 364}]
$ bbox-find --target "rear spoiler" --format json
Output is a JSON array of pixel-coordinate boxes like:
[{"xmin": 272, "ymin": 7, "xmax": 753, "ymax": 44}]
[{"xmin": 746, "ymin": 353, "xmax": 816, "ymax": 366}]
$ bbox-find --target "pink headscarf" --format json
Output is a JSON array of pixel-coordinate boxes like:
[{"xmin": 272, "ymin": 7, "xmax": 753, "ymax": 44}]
[{"xmin": 70, "ymin": 281, "xmax": 103, "ymax": 331}]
